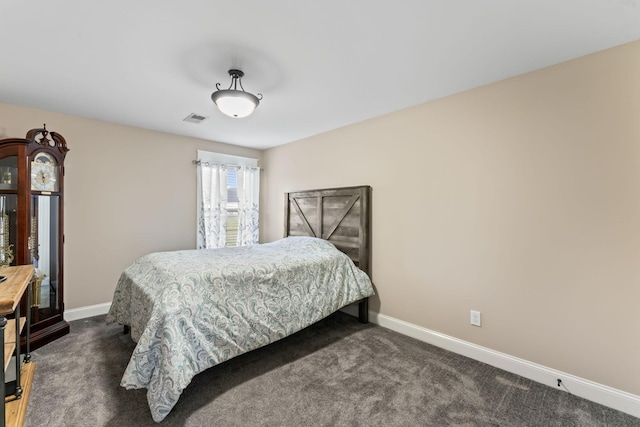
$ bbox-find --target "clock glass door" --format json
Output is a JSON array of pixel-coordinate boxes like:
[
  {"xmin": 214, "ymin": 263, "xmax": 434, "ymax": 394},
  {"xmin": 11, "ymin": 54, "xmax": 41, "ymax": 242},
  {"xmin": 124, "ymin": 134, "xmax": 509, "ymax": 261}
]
[
  {"xmin": 0, "ymin": 156, "xmax": 17, "ymax": 191},
  {"xmin": 0, "ymin": 194, "xmax": 17, "ymax": 268},
  {"xmin": 30, "ymin": 195, "xmax": 60, "ymax": 321}
]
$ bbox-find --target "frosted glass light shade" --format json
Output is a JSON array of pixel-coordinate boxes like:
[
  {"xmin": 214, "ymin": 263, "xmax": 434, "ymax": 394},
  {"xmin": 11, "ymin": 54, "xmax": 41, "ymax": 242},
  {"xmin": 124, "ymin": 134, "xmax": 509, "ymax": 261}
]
[{"xmin": 211, "ymin": 90, "xmax": 260, "ymax": 118}]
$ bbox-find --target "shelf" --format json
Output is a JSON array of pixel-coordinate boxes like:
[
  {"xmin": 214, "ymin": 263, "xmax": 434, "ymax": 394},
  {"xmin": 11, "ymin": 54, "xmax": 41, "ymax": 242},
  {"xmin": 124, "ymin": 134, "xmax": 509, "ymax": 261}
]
[
  {"xmin": 4, "ymin": 362, "xmax": 34, "ymax": 427},
  {"xmin": 2, "ymin": 318, "xmax": 24, "ymax": 372}
]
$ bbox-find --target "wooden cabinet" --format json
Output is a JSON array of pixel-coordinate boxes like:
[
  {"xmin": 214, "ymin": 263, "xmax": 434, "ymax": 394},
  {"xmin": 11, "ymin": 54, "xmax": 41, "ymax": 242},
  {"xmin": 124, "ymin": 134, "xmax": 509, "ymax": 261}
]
[
  {"xmin": 0, "ymin": 126, "xmax": 69, "ymax": 350},
  {"xmin": 0, "ymin": 265, "xmax": 34, "ymax": 427}
]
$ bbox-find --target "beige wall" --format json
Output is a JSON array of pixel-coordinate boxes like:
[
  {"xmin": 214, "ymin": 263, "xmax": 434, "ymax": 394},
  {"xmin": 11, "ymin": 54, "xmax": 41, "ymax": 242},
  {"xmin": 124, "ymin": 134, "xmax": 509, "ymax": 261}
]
[
  {"xmin": 0, "ymin": 104, "xmax": 262, "ymax": 311},
  {"xmin": 261, "ymin": 41, "xmax": 640, "ymax": 396}
]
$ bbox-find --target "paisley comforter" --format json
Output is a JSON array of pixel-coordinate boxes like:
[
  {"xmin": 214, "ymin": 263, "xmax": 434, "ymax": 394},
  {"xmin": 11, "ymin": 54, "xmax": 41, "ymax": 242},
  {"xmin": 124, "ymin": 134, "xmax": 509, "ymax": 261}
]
[{"xmin": 106, "ymin": 236, "xmax": 374, "ymax": 422}]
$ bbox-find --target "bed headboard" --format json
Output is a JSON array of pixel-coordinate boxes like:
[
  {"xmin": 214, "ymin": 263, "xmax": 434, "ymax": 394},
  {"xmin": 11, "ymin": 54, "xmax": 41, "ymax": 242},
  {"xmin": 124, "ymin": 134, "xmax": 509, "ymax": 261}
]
[{"xmin": 284, "ymin": 185, "xmax": 371, "ymax": 277}]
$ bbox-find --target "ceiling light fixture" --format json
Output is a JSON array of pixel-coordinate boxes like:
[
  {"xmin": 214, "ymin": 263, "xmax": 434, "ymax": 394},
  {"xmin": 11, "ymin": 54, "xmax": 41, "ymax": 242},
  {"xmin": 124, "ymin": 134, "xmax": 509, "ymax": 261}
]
[{"xmin": 211, "ymin": 69, "xmax": 263, "ymax": 118}]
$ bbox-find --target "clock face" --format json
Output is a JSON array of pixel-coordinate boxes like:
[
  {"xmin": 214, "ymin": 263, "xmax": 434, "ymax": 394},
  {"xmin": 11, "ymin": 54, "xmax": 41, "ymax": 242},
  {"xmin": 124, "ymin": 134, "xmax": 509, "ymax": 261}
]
[{"xmin": 31, "ymin": 152, "xmax": 58, "ymax": 192}]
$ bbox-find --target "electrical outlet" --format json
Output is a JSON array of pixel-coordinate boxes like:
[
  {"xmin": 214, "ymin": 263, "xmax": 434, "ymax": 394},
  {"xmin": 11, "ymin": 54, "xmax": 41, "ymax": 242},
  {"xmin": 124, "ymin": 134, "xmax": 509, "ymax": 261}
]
[{"xmin": 470, "ymin": 310, "xmax": 481, "ymax": 327}]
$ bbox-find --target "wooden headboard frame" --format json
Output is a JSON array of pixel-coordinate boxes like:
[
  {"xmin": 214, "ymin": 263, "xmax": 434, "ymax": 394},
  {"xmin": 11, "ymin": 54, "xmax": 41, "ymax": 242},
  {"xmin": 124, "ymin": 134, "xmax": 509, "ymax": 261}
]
[{"xmin": 284, "ymin": 185, "xmax": 371, "ymax": 323}]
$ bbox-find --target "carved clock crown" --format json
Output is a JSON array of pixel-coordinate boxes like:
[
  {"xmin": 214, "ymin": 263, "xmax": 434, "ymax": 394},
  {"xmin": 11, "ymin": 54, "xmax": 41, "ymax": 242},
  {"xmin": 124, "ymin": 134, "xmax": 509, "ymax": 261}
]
[{"xmin": 25, "ymin": 124, "xmax": 69, "ymax": 156}]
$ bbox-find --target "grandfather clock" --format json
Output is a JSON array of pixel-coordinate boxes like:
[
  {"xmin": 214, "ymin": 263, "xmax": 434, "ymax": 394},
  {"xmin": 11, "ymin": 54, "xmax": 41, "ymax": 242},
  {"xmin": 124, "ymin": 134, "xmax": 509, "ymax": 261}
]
[{"xmin": 0, "ymin": 126, "xmax": 69, "ymax": 350}]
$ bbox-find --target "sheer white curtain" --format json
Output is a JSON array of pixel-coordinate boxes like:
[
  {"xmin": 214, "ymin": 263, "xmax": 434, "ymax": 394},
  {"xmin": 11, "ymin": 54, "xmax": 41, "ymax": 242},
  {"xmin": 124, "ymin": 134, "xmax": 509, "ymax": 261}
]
[
  {"xmin": 236, "ymin": 165, "xmax": 260, "ymax": 246},
  {"xmin": 197, "ymin": 162, "xmax": 260, "ymax": 249},
  {"xmin": 197, "ymin": 163, "xmax": 228, "ymax": 249}
]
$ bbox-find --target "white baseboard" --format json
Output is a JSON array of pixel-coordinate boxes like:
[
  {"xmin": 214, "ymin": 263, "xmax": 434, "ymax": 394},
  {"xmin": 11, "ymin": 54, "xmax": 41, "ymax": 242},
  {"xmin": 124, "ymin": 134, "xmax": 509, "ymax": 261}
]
[
  {"xmin": 65, "ymin": 302, "xmax": 111, "ymax": 322},
  {"xmin": 342, "ymin": 306, "xmax": 640, "ymax": 419}
]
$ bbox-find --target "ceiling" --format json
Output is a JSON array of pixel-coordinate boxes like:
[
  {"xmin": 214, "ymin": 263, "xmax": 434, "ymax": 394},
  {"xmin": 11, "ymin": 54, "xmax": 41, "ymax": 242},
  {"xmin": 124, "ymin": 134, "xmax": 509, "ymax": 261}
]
[{"xmin": 1, "ymin": 1, "xmax": 639, "ymax": 150}]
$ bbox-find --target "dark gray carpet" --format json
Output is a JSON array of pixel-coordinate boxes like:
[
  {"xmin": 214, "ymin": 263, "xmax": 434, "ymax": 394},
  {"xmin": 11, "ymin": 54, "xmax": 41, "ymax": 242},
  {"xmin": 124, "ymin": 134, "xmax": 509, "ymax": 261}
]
[{"xmin": 24, "ymin": 312, "xmax": 640, "ymax": 426}]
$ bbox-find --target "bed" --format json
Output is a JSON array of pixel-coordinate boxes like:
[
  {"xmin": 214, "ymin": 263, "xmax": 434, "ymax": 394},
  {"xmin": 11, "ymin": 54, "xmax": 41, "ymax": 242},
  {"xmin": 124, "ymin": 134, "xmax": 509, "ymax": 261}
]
[{"xmin": 106, "ymin": 185, "xmax": 374, "ymax": 422}]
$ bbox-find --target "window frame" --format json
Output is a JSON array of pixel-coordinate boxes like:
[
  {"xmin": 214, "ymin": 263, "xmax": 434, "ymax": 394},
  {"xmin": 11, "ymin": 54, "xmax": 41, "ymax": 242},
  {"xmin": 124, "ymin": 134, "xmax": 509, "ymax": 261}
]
[{"xmin": 196, "ymin": 150, "xmax": 259, "ymax": 248}]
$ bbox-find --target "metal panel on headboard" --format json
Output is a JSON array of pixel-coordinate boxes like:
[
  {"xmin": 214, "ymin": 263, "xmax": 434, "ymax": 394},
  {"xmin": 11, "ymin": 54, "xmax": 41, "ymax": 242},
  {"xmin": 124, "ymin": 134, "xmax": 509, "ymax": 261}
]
[{"xmin": 284, "ymin": 185, "xmax": 371, "ymax": 277}]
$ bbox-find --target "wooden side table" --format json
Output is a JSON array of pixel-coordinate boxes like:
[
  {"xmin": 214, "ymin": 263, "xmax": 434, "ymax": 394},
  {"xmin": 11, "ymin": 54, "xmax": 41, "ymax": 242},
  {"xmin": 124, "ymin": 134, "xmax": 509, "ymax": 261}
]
[{"xmin": 0, "ymin": 265, "xmax": 34, "ymax": 427}]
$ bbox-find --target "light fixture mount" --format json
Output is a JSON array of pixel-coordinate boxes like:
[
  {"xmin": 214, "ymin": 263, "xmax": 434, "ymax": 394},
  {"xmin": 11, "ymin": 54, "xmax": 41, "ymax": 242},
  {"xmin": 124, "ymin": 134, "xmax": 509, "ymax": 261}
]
[
  {"xmin": 228, "ymin": 69, "xmax": 244, "ymax": 79},
  {"xmin": 211, "ymin": 69, "xmax": 263, "ymax": 118}
]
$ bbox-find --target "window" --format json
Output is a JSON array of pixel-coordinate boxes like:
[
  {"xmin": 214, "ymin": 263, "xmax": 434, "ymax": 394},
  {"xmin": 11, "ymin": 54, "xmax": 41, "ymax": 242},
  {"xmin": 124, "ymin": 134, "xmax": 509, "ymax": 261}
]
[{"xmin": 196, "ymin": 151, "xmax": 260, "ymax": 249}]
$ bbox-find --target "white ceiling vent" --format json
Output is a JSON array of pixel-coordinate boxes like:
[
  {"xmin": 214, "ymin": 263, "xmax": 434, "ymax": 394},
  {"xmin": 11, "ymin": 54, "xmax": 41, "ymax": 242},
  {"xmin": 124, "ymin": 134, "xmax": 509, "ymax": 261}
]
[{"xmin": 183, "ymin": 113, "xmax": 209, "ymax": 124}]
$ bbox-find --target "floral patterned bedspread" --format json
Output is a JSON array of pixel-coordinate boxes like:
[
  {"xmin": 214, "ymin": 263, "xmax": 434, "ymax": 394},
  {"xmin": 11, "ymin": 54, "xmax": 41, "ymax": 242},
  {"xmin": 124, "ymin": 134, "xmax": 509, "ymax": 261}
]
[{"xmin": 105, "ymin": 236, "xmax": 374, "ymax": 422}]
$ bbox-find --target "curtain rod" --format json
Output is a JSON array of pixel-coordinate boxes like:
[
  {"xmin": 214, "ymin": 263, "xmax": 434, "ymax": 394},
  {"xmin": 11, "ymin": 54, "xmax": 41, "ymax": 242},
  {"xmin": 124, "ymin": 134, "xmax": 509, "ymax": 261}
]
[{"xmin": 192, "ymin": 160, "xmax": 262, "ymax": 170}]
